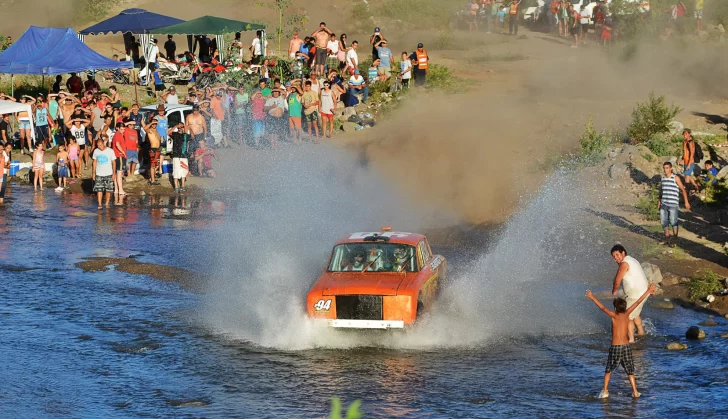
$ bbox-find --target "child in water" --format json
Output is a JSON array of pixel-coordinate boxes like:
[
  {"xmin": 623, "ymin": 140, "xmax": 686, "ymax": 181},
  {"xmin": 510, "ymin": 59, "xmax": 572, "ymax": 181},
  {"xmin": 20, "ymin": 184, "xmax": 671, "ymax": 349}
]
[
  {"xmin": 585, "ymin": 283, "xmax": 656, "ymax": 399},
  {"xmin": 68, "ymin": 137, "xmax": 80, "ymax": 179},
  {"xmin": 32, "ymin": 142, "xmax": 45, "ymax": 191},
  {"xmin": 56, "ymin": 145, "xmax": 69, "ymax": 191}
]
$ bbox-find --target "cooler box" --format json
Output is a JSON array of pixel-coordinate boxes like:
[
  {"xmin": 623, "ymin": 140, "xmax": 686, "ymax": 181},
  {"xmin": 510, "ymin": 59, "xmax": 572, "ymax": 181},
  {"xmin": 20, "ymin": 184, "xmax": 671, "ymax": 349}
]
[
  {"xmin": 161, "ymin": 162, "xmax": 172, "ymax": 174},
  {"xmin": 9, "ymin": 160, "xmax": 19, "ymax": 176}
]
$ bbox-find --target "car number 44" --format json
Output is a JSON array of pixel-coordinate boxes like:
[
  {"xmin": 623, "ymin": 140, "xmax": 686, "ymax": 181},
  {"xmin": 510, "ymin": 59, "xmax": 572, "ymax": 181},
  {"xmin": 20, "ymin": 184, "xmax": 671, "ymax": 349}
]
[{"xmin": 314, "ymin": 299, "xmax": 332, "ymax": 311}]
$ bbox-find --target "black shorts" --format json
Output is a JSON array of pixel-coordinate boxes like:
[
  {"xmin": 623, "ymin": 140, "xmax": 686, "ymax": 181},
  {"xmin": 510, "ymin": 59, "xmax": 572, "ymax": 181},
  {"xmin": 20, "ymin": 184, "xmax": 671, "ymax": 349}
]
[
  {"xmin": 581, "ymin": 23, "xmax": 589, "ymax": 32},
  {"xmin": 605, "ymin": 344, "xmax": 635, "ymax": 375},
  {"xmin": 315, "ymin": 48, "xmax": 327, "ymax": 66},
  {"xmin": 79, "ymin": 144, "xmax": 86, "ymax": 150},
  {"xmin": 251, "ymin": 55, "xmax": 262, "ymax": 65},
  {"xmin": 570, "ymin": 26, "xmax": 580, "ymax": 36},
  {"xmin": 35, "ymin": 125, "xmax": 49, "ymax": 140},
  {"xmin": 115, "ymin": 156, "xmax": 127, "ymax": 172},
  {"xmin": 155, "ymin": 84, "xmax": 166, "ymax": 92}
]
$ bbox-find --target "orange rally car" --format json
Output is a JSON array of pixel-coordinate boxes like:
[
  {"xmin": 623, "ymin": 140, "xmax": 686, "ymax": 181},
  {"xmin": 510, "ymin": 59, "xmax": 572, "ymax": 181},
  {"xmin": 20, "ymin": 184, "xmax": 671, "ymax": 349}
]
[{"xmin": 306, "ymin": 227, "xmax": 447, "ymax": 329}]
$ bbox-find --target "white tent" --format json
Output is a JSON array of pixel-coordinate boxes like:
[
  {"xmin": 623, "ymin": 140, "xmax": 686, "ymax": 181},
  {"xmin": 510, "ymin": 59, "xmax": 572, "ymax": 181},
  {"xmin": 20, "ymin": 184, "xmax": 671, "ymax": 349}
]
[{"xmin": 0, "ymin": 99, "xmax": 35, "ymax": 142}]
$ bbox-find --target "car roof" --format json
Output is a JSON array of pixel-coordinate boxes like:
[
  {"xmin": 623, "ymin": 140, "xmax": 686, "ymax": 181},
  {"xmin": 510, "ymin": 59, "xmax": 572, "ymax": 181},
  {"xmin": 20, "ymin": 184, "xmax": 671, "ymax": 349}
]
[
  {"xmin": 335, "ymin": 232, "xmax": 426, "ymax": 247},
  {"xmin": 140, "ymin": 104, "xmax": 192, "ymax": 112}
]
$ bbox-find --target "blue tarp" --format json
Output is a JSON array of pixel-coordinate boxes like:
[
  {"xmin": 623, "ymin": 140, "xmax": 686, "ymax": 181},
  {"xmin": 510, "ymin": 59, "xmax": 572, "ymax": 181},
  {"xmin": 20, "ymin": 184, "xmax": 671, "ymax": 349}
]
[
  {"xmin": 0, "ymin": 26, "xmax": 133, "ymax": 75},
  {"xmin": 79, "ymin": 8, "xmax": 185, "ymax": 35}
]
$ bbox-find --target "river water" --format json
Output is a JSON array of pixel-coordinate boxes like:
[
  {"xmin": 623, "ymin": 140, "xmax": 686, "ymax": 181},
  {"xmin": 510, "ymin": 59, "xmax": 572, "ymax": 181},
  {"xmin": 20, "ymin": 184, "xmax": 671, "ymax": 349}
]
[{"xmin": 1, "ymin": 154, "xmax": 728, "ymax": 418}]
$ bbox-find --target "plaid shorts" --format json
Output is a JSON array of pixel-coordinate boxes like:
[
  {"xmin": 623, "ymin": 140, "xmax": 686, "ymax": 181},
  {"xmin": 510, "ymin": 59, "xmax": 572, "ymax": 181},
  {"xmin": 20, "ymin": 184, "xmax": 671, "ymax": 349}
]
[{"xmin": 605, "ymin": 344, "xmax": 635, "ymax": 375}]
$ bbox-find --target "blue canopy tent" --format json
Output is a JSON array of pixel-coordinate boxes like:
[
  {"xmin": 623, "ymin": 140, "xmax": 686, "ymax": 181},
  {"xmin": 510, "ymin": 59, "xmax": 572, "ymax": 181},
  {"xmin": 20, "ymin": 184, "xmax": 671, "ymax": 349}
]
[
  {"xmin": 79, "ymin": 8, "xmax": 185, "ymax": 69},
  {"xmin": 0, "ymin": 26, "xmax": 132, "ymax": 75}
]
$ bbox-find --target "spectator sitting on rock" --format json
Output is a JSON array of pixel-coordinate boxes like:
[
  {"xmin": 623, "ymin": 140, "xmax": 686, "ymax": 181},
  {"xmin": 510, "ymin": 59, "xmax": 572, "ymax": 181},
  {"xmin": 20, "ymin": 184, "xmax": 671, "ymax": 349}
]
[
  {"xmin": 347, "ymin": 69, "xmax": 369, "ymax": 106},
  {"xmin": 703, "ymin": 160, "xmax": 718, "ymax": 186}
]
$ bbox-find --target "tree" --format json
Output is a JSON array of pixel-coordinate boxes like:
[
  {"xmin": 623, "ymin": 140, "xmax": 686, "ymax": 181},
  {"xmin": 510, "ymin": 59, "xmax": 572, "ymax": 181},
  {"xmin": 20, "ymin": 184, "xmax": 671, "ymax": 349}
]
[{"xmin": 258, "ymin": 0, "xmax": 308, "ymax": 56}]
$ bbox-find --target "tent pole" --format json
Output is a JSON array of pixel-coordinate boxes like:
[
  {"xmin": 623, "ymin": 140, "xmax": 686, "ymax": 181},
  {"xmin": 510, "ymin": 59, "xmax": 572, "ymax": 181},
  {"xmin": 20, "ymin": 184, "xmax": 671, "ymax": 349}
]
[
  {"xmin": 133, "ymin": 70, "xmax": 139, "ymax": 106},
  {"xmin": 11, "ymin": 75, "xmax": 13, "ymax": 97}
]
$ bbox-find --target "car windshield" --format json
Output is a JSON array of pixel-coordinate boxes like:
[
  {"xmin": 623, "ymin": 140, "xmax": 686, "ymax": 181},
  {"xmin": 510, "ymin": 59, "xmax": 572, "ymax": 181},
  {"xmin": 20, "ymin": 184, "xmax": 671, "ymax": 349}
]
[{"xmin": 328, "ymin": 243, "xmax": 418, "ymax": 273}]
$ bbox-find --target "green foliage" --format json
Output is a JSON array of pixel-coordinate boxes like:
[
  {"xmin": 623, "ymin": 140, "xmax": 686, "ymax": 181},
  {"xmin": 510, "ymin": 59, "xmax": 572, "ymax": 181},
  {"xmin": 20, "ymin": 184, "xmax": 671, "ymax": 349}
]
[
  {"xmin": 627, "ymin": 92, "xmax": 682, "ymax": 144},
  {"xmin": 701, "ymin": 180, "xmax": 728, "ymax": 207},
  {"xmin": 697, "ymin": 135, "xmax": 724, "ymax": 145},
  {"xmin": 635, "ymin": 185, "xmax": 660, "ymax": 221},
  {"xmin": 645, "ymin": 132, "xmax": 681, "ymax": 157},
  {"xmin": 641, "ymin": 152, "xmax": 655, "ymax": 162},
  {"xmin": 330, "ymin": 397, "xmax": 363, "ymax": 419},
  {"xmin": 688, "ymin": 269, "xmax": 724, "ymax": 301},
  {"xmin": 257, "ymin": 0, "xmax": 308, "ymax": 56},
  {"xmin": 579, "ymin": 117, "xmax": 613, "ymax": 162},
  {"xmin": 432, "ymin": 31, "xmax": 454, "ymax": 50},
  {"xmin": 425, "ymin": 64, "xmax": 463, "ymax": 90}
]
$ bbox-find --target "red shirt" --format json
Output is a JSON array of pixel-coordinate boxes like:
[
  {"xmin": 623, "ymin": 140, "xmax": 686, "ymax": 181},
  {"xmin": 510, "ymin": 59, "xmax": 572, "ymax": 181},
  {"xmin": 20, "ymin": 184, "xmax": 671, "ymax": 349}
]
[
  {"xmin": 124, "ymin": 128, "xmax": 138, "ymax": 152},
  {"xmin": 111, "ymin": 131, "xmax": 126, "ymax": 158},
  {"xmin": 194, "ymin": 147, "xmax": 216, "ymax": 168},
  {"xmin": 251, "ymin": 96, "xmax": 265, "ymax": 120}
]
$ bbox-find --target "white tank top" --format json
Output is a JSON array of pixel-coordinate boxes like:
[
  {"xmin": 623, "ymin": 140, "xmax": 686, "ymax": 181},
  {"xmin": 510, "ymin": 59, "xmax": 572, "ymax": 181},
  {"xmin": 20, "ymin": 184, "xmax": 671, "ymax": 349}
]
[
  {"xmin": 71, "ymin": 125, "xmax": 86, "ymax": 145},
  {"xmin": 621, "ymin": 255, "xmax": 649, "ymax": 297}
]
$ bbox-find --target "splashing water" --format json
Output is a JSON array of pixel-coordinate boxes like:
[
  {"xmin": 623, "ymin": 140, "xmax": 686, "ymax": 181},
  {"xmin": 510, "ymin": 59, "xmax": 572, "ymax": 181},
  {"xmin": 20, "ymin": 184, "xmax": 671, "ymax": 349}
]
[{"xmin": 197, "ymin": 147, "xmax": 609, "ymax": 349}]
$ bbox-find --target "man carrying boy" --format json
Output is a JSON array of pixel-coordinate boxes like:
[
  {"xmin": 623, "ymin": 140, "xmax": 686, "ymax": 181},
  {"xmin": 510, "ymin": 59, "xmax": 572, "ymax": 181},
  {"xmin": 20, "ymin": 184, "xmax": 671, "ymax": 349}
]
[
  {"xmin": 586, "ymin": 283, "xmax": 656, "ymax": 399},
  {"xmin": 609, "ymin": 244, "xmax": 650, "ymax": 343}
]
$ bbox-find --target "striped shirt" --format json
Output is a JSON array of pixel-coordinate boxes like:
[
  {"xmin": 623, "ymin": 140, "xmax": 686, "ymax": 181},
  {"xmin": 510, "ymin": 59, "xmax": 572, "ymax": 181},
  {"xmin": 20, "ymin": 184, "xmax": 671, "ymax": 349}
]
[{"xmin": 661, "ymin": 174, "xmax": 680, "ymax": 207}]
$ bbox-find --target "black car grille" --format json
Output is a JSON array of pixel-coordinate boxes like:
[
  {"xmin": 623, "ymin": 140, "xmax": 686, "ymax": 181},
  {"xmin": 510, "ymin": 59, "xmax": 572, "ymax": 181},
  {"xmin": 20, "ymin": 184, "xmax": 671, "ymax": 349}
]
[{"xmin": 335, "ymin": 296, "xmax": 383, "ymax": 320}]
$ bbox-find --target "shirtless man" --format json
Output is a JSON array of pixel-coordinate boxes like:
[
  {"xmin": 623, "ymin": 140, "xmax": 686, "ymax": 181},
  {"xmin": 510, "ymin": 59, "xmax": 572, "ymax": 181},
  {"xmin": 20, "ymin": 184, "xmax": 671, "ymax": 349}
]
[
  {"xmin": 311, "ymin": 22, "xmax": 333, "ymax": 77},
  {"xmin": 185, "ymin": 104, "xmax": 207, "ymax": 155},
  {"xmin": 144, "ymin": 119, "xmax": 162, "ymax": 185},
  {"xmin": 59, "ymin": 94, "xmax": 79, "ymax": 137},
  {"xmin": 288, "ymin": 31, "xmax": 304, "ymax": 60}
]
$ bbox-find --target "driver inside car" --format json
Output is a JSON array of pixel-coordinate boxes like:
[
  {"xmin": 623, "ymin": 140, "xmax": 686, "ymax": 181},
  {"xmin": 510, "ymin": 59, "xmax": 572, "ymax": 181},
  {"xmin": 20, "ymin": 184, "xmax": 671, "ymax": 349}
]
[
  {"xmin": 341, "ymin": 248, "xmax": 366, "ymax": 271},
  {"xmin": 385, "ymin": 247, "xmax": 409, "ymax": 272}
]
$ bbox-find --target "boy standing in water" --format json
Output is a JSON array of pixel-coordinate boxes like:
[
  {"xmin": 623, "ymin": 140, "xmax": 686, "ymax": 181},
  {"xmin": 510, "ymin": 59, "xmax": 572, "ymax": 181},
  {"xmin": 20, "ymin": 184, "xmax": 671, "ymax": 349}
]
[{"xmin": 585, "ymin": 283, "xmax": 656, "ymax": 399}]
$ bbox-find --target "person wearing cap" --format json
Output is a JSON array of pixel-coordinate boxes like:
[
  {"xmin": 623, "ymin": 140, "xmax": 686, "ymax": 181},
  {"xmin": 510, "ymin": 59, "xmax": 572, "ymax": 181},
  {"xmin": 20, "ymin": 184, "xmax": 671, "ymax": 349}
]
[
  {"xmin": 370, "ymin": 27, "xmax": 383, "ymax": 60},
  {"xmin": 408, "ymin": 44, "xmax": 429, "ymax": 87},
  {"xmin": 123, "ymin": 120, "xmax": 139, "ymax": 177},
  {"xmin": 144, "ymin": 118, "xmax": 162, "ymax": 184},
  {"xmin": 111, "ymin": 122, "xmax": 128, "ymax": 195},
  {"xmin": 287, "ymin": 81, "xmax": 304, "ymax": 144},
  {"xmin": 374, "ymin": 39, "xmax": 393, "ymax": 81},
  {"xmin": 347, "ymin": 69, "xmax": 369, "ymax": 106},
  {"xmin": 681, "ymin": 128, "xmax": 701, "ymax": 193},
  {"xmin": 162, "ymin": 86, "xmax": 179, "ymax": 105}
]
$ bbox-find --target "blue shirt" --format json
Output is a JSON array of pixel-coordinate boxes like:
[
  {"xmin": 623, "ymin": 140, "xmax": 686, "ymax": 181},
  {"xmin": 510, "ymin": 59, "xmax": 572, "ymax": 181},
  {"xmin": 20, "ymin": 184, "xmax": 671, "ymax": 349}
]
[
  {"xmin": 153, "ymin": 70, "xmax": 163, "ymax": 85},
  {"xmin": 497, "ymin": 10, "xmax": 506, "ymax": 22},
  {"xmin": 35, "ymin": 107, "xmax": 48, "ymax": 126},
  {"xmin": 156, "ymin": 116, "xmax": 168, "ymax": 139},
  {"xmin": 705, "ymin": 167, "xmax": 719, "ymax": 185},
  {"xmin": 377, "ymin": 47, "xmax": 393, "ymax": 68}
]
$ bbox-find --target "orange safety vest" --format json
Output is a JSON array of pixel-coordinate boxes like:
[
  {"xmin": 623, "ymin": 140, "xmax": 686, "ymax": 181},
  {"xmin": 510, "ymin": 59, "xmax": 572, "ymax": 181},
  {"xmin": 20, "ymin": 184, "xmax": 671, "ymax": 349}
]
[
  {"xmin": 509, "ymin": 2, "xmax": 518, "ymax": 14},
  {"xmin": 416, "ymin": 49, "xmax": 428, "ymax": 70}
]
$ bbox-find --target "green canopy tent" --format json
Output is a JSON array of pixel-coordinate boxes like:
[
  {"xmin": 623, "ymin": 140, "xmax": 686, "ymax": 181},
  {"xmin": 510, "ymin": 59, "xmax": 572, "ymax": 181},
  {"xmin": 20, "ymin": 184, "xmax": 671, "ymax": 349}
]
[{"xmin": 152, "ymin": 16, "xmax": 265, "ymax": 61}]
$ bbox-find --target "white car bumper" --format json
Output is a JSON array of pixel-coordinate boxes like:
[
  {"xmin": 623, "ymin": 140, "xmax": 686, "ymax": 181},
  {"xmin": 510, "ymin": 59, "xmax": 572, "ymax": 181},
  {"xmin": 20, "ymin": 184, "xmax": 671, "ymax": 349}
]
[{"xmin": 329, "ymin": 319, "xmax": 405, "ymax": 329}]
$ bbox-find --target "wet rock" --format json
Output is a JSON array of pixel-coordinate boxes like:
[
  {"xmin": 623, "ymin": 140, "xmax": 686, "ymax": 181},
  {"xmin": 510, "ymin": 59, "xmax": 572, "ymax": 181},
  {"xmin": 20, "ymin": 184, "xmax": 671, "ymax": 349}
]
[
  {"xmin": 608, "ymin": 163, "xmax": 630, "ymax": 180},
  {"xmin": 699, "ymin": 320, "xmax": 718, "ymax": 327},
  {"xmin": 721, "ymin": 333, "xmax": 728, "ymax": 338},
  {"xmin": 652, "ymin": 299, "xmax": 674, "ymax": 309},
  {"xmin": 641, "ymin": 262, "xmax": 662, "ymax": 285},
  {"xmin": 662, "ymin": 272, "xmax": 682, "ymax": 286},
  {"xmin": 341, "ymin": 122, "xmax": 362, "ymax": 133},
  {"xmin": 666, "ymin": 342, "xmax": 687, "ymax": 350},
  {"xmin": 685, "ymin": 326, "xmax": 706, "ymax": 340}
]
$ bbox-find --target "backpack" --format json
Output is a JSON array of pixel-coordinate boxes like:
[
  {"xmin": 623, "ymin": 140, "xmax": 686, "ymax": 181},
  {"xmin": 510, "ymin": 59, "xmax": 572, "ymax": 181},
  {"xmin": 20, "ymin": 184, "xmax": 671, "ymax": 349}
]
[{"xmin": 692, "ymin": 141, "xmax": 704, "ymax": 162}]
